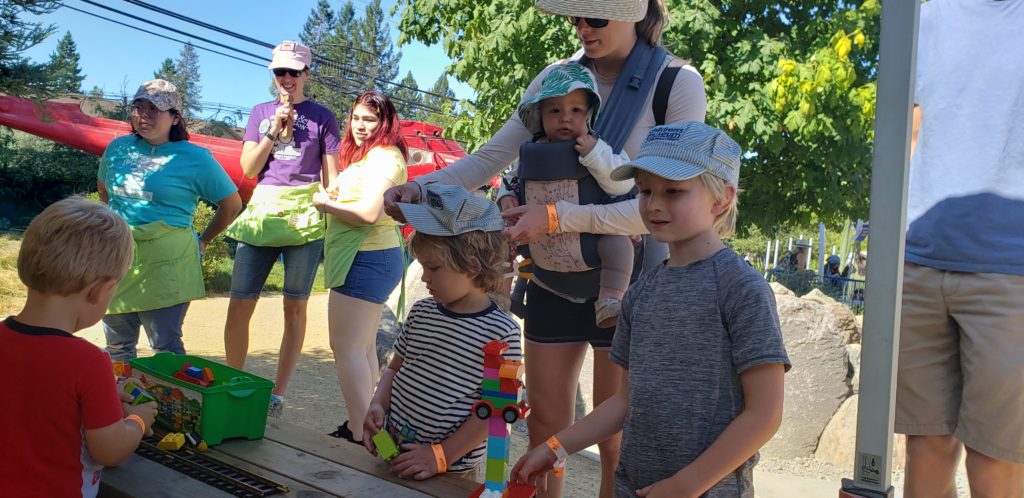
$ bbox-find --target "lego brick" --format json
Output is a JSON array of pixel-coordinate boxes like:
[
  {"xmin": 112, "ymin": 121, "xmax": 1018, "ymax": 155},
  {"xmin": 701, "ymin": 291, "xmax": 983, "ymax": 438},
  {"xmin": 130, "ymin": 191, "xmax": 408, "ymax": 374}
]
[
  {"xmin": 483, "ymin": 367, "xmax": 500, "ymax": 379},
  {"xmin": 484, "ymin": 481, "xmax": 506, "ymax": 493},
  {"xmin": 157, "ymin": 432, "xmax": 185, "ymax": 451},
  {"xmin": 372, "ymin": 430, "xmax": 400, "ymax": 462},
  {"xmin": 201, "ymin": 367, "xmax": 215, "ymax": 384},
  {"xmin": 485, "ymin": 458, "xmax": 507, "ymax": 483},
  {"xmin": 499, "ymin": 378, "xmax": 522, "ymax": 394},
  {"xmin": 185, "ymin": 366, "xmax": 203, "ymax": 379},
  {"xmin": 498, "ymin": 360, "xmax": 524, "ymax": 380},
  {"xmin": 487, "ymin": 436, "xmax": 510, "ymax": 459},
  {"xmin": 482, "ymin": 379, "xmax": 501, "ymax": 392},
  {"xmin": 488, "ymin": 418, "xmax": 509, "ymax": 438}
]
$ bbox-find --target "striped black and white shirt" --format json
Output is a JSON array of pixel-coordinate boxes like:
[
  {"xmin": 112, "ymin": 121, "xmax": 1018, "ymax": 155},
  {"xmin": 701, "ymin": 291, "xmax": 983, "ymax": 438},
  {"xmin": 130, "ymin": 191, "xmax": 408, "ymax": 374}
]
[{"xmin": 387, "ymin": 298, "xmax": 522, "ymax": 472}]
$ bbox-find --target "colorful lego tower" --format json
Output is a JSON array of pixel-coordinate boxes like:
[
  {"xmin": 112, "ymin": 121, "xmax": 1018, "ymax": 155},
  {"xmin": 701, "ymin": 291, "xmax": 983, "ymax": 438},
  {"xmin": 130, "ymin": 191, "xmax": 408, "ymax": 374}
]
[{"xmin": 469, "ymin": 340, "xmax": 536, "ymax": 498}]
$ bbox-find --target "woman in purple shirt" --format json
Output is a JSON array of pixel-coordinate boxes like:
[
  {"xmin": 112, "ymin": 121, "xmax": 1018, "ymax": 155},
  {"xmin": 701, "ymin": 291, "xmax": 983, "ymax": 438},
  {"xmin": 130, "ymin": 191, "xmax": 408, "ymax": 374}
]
[{"xmin": 223, "ymin": 40, "xmax": 341, "ymax": 418}]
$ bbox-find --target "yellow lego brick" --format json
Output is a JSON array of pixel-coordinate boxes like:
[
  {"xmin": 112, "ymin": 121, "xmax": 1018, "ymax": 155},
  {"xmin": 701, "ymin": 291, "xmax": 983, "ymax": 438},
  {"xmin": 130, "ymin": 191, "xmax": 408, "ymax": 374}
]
[{"xmin": 157, "ymin": 432, "xmax": 185, "ymax": 451}]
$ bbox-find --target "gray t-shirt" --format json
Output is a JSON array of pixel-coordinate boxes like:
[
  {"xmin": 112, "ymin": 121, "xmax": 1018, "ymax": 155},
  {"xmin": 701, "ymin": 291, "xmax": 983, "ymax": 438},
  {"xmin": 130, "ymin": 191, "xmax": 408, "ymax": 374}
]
[{"xmin": 610, "ymin": 248, "xmax": 790, "ymax": 498}]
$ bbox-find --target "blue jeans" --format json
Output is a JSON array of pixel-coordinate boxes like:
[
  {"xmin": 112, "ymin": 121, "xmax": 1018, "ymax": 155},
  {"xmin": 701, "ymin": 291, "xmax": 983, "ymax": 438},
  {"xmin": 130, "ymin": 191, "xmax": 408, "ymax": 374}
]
[
  {"xmin": 229, "ymin": 239, "xmax": 324, "ymax": 300},
  {"xmin": 103, "ymin": 302, "xmax": 190, "ymax": 361},
  {"xmin": 331, "ymin": 247, "xmax": 404, "ymax": 304}
]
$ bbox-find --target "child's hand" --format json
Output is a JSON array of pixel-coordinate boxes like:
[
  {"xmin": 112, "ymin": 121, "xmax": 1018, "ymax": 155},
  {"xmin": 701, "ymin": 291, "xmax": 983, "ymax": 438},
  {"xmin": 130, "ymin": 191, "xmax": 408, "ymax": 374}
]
[
  {"xmin": 511, "ymin": 444, "xmax": 558, "ymax": 493},
  {"xmin": 498, "ymin": 195, "xmax": 520, "ymax": 212},
  {"xmin": 362, "ymin": 402, "xmax": 386, "ymax": 454},
  {"xmin": 635, "ymin": 475, "xmax": 696, "ymax": 498},
  {"xmin": 389, "ymin": 443, "xmax": 439, "ymax": 480},
  {"xmin": 123, "ymin": 401, "xmax": 157, "ymax": 437},
  {"xmin": 575, "ymin": 133, "xmax": 598, "ymax": 157}
]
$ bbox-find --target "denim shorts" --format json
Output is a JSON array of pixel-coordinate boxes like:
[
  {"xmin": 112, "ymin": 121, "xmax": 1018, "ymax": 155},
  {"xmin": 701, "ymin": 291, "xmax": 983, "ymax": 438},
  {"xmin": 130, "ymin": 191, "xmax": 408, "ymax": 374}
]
[
  {"xmin": 331, "ymin": 247, "xmax": 404, "ymax": 305},
  {"xmin": 230, "ymin": 239, "xmax": 324, "ymax": 300},
  {"xmin": 103, "ymin": 302, "xmax": 189, "ymax": 362}
]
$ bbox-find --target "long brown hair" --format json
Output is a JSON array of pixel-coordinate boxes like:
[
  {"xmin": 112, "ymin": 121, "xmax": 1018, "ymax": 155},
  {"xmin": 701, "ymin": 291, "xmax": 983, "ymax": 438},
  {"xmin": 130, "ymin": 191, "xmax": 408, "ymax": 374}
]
[
  {"xmin": 338, "ymin": 91, "xmax": 408, "ymax": 168},
  {"xmin": 636, "ymin": 0, "xmax": 669, "ymax": 46}
]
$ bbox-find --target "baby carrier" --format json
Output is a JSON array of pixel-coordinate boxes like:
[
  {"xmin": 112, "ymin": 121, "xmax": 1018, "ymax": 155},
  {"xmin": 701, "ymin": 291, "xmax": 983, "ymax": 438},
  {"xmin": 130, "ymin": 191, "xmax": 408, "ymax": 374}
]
[{"xmin": 512, "ymin": 42, "xmax": 682, "ymax": 300}]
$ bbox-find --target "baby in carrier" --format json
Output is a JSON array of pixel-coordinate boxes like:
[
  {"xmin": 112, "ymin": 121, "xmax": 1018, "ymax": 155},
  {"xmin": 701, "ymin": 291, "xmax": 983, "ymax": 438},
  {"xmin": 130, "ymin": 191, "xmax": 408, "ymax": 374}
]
[{"xmin": 501, "ymin": 64, "xmax": 635, "ymax": 328}]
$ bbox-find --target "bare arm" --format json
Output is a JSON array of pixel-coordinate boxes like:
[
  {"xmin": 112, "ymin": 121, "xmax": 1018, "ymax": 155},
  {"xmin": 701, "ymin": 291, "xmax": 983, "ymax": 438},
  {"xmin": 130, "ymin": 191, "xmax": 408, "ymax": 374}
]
[
  {"xmin": 97, "ymin": 180, "xmax": 109, "ymax": 204},
  {"xmin": 413, "ymin": 118, "xmax": 533, "ymax": 190},
  {"xmin": 323, "ymin": 152, "xmax": 339, "ymax": 187},
  {"xmin": 84, "ymin": 400, "xmax": 157, "ymax": 467},
  {"xmin": 315, "ymin": 175, "xmax": 396, "ymax": 226},
  {"xmin": 910, "ymin": 106, "xmax": 921, "ymax": 157},
  {"xmin": 239, "ymin": 104, "xmax": 295, "ymax": 179},
  {"xmin": 199, "ymin": 192, "xmax": 243, "ymax": 250},
  {"xmin": 637, "ymin": 363, "xmax": 785, "ymax": 497}
]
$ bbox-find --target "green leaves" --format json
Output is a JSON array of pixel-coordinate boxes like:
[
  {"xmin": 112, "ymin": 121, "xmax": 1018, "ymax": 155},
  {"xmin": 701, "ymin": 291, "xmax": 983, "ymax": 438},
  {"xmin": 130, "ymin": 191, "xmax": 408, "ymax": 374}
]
[{"xmin": 396, "ymin": 0, "xmax": 882, "ymax": 231}]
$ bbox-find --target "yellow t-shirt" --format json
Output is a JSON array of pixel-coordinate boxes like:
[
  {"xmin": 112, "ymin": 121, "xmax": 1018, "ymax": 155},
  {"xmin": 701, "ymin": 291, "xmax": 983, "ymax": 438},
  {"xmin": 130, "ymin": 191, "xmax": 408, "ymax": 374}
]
[{"xmin": 330, "ymin": 146, "xmax": 408, "ymax": 250}]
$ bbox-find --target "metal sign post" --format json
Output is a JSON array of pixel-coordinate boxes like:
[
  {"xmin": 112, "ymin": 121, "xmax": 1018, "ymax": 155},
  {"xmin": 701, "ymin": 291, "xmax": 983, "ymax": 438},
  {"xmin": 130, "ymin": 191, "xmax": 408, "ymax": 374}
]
[{"xmin": 839, "ymin": 1, "xmax": 921, "ymax": 497}]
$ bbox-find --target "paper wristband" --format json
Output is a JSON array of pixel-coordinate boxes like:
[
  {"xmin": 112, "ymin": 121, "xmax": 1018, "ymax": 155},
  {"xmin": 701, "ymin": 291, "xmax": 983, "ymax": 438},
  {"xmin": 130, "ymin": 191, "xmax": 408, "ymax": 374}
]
[
  {"xmin": 125, "ymin": 414, "xmax": 146, "ymax": 433},
  {"xmin": 545, "ymin": 204, "xmax": 559, "ymax": 234},
  {"xmin": 546, "ymin": 435, "xmax": 569, "ymax": 461},
  {"xmin": 431, "ymin": 443, "xmax": 447, "ymax": 474}
]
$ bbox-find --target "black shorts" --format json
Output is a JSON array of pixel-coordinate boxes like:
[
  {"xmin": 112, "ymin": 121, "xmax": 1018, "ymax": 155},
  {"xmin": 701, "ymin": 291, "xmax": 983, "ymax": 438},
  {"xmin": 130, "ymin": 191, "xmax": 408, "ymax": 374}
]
[{"xmin": 524, "ymin": 281, "xmax": 615, "ymax": 348}]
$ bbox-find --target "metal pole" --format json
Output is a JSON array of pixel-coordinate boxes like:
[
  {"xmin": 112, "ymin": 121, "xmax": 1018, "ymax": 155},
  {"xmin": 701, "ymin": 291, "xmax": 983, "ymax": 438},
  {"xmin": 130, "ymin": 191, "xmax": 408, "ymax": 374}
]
[
  {"xmin": 819, "ymin": 223, "xmax": 827, "ymax": 276},
  {"xmin": 764, "ymin": 240, "xmax": 772, "ymax": 278},
  {"xmin": 841, "ymin": 0, "xmax": 920, "ymax": 496}
]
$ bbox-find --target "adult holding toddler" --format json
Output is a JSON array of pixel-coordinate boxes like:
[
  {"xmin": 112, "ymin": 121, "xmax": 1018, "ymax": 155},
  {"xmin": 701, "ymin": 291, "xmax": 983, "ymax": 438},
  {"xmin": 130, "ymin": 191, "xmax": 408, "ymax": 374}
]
[
  {"xmin": 313, "ymin": 91, "xmax": 408, "ymax": 445},
  {"xmin": 97, "ymin": 79, "xmax": 241, "ymax": 362},
  {"xmin": 223, "ymin": 40, "xmax": 340, "ymax": 417},
  {"xmin": 383, "ymin": 1, "xmax": 707, "ymax": 496}
]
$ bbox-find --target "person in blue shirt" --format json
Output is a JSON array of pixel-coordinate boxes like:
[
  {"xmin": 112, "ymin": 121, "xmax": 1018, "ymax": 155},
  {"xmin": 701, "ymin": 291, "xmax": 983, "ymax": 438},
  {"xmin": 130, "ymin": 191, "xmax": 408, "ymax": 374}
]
[{"xmin": 97, "ymin": 79, "xmax": 242, "ymax": 361}]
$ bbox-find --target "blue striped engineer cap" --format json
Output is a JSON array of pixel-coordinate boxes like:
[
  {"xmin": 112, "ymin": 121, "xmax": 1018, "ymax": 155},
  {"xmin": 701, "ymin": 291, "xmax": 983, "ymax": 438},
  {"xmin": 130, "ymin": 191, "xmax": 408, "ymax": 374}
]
[{"xmin": 610, "ymin": 121, "xmax": 741, "ymax": 187}]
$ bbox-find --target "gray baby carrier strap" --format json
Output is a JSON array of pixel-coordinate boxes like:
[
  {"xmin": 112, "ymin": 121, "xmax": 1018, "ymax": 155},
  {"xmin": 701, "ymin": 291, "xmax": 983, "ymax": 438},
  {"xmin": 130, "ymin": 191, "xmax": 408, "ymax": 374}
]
[{"xmin": 523, "ymin": 42, "xmax": 668, "ymax": 300}]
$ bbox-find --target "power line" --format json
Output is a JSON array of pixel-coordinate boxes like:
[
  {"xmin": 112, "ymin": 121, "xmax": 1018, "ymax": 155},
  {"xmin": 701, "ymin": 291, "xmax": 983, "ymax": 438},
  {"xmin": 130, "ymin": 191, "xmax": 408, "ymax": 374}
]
[
  {"xmin": 113, "ymin": 0, "xmax": 462, "ymax": 104},
  {"xmin": 63, "ymin": 5, "xmax": 268, "ymax": 69}
]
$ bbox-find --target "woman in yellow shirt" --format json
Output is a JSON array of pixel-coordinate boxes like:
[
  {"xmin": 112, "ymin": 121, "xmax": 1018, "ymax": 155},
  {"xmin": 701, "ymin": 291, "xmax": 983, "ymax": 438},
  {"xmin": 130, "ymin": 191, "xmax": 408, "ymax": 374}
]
[{"xmin": 312, "ymin": 91, "xmax": 407, "ymax": 444}]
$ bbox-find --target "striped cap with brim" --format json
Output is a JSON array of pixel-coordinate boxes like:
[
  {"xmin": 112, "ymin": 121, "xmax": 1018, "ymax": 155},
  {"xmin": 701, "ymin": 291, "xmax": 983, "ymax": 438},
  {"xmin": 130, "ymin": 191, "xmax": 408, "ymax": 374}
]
[
  {"xmin": 396, "ymin": 184, "xmax": 505, "ymax": 236},
  {"xmin": 534, "ymin": 0, "xmax": 647, "ymax": 22},
  {"xmin": 610, "ymin": 121, "xmax": 742, "ymax": 187}
]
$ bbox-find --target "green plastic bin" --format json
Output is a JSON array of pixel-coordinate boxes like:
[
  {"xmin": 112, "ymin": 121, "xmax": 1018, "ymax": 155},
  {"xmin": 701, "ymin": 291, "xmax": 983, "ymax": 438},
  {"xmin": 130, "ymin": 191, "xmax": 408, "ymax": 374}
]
[{"xmin": 129, "ymin": 352, "xmax": 274, "ymax": 445}]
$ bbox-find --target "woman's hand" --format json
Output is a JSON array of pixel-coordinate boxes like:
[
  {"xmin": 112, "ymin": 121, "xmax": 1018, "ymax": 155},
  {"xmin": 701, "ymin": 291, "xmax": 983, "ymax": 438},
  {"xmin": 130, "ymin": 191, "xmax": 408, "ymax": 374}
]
[
  {"xmin": 362, "ymin": 402, "xmax": 387, "ymax": 454},
  {"xmin": 270, "ymin": 104, "xmax": 296, "ymax": 136},
  {"xmin": 312, "ymin": 185, "xmax": 331, "ymax": 213},
  {"xmin": 389, "ymin": 443, "xmax": 440, "ymax": 480},
  {"xmin": 510, "ymin": 444, "xmax": 557, "ymax": 493},
  {"xmin": 497, "ymin": 195, "xmax": 520, "ymax": 212},
  {"xmin": 502, "ymin": 204, "xmax": 551, "ymax": 244},
  {"xmin": 382, "ymin": 182, "xmax": 423, "ymax": 222}
]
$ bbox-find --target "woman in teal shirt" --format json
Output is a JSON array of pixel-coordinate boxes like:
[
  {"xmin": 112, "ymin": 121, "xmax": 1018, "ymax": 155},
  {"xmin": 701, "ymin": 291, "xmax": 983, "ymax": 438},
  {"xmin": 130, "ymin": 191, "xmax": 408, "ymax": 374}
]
[{"xmin": 97, "ymin": 79, "xmax": 242, "ymax": 361}]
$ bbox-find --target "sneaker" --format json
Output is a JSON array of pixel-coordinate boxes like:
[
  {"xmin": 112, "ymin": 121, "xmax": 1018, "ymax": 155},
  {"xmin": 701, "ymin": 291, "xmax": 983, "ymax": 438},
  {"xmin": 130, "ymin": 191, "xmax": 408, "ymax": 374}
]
[
  {"xmin": 327, "ymin": 421, "xmax": 362, "ymax": 446},
  {"xmin": 268, "ymin": 394, "xmax": 284, "ymax": 418},
  {"xmin": 594, "ymin": 298, "xmax": 621, "ymax": 329}
]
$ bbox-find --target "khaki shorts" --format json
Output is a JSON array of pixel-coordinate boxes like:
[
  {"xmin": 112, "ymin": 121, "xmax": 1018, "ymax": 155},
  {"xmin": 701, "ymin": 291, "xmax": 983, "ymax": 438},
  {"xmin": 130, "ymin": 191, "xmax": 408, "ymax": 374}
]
[{"xmin": 895, "ymin": 262, "xmax": 1024, "ymax": 464}]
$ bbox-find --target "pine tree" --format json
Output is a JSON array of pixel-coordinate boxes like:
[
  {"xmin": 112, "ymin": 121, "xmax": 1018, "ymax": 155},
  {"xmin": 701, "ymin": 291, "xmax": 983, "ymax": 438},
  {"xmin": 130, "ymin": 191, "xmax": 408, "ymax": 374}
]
[
  {"xmin": 300, "ymin": 0, "xmax": 351, "ymax": 115},
  {"xmin": 47, "ymin": 31, "xmax": 85, "ymax": 94},
  {"xmin": 389, "ymin": 71, "xmax": 424, "ymax": 121},
  {"xmin": 355, "ymin": 0, "xmax": 401, "ymax": 93},
  {"xmin": 0, "ymin": 0, "xmax": 61, "ymax": 96},
  {"xmin": 424, "ymin": 74, "xmax": 458, "ymax": 131},
  {"xmin": 173, "ymin": 43, "xmax": 203, "ymax": 119}
]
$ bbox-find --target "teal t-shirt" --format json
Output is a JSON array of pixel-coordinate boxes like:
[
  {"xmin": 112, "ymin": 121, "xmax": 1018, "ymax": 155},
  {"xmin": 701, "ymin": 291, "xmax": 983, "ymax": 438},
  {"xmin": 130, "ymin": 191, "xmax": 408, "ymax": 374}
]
[{"xmin": 98, "ymin": 135, "xmax": 238, "ymax": 228}]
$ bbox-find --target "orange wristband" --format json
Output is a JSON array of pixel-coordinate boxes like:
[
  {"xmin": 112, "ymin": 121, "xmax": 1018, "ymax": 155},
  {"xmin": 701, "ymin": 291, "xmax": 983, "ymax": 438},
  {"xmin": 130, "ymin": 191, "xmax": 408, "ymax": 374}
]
[
  {"xmin": 125, "ymin": 414, "xmax": 145, "ymax": 433},
  {"xmin": 545, "ymin": 204, "xmax": 559, "ymax": 233},
  {"xmin": 546, "ymin": 435, "xmax": 568, "ymax": 461},
  {"xmin": 431, "ymin": 443, "xmax": 447, "ymax": 474}
]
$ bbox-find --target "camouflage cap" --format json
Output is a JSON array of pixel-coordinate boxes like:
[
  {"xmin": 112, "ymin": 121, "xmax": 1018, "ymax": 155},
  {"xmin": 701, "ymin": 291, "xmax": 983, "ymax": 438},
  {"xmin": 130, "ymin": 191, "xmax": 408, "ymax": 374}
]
[{"xmin": 132, "ymin": 79, "xmax": 182, "ymax": 112}]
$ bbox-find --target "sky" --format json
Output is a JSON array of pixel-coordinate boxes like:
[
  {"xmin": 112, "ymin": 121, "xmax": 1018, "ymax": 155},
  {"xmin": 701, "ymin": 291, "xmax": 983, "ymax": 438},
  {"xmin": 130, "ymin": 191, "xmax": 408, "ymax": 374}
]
[{"xmin": 21, "ymin": 0, "xmax": 474, "ymax": 121}]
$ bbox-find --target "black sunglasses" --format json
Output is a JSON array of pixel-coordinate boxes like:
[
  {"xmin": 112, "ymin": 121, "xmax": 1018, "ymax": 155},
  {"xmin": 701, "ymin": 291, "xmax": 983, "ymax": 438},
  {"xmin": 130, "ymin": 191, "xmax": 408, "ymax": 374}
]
[
  {"xmin": 567, "ymin": 16, "xmax": 609, "ymax": 29},
  {"xmin": 272, "ymin": 68, "xmax": 303, "ymax": 78}
]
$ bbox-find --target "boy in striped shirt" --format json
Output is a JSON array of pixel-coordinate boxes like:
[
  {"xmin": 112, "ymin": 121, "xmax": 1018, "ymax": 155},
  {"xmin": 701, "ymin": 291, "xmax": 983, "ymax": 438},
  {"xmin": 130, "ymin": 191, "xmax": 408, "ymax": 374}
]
[{"xmin": 363, "ymin": 184, "xmax": 521, "ymax": 479}]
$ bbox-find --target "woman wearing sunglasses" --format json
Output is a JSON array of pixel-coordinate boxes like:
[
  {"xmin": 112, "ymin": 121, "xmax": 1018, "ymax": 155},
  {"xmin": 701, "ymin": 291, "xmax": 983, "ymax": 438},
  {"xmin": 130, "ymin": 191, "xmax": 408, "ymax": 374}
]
[
  {"xmin": 223, "ymin": 40, "xmax": 341, "ymax": 418},
  {"xmin": 97, "ymin": 79, "xmax": 242, "ymax": 361},
  {"xmin": 383, "ymin": 1, "xmax": 707, "ymax": 497}
]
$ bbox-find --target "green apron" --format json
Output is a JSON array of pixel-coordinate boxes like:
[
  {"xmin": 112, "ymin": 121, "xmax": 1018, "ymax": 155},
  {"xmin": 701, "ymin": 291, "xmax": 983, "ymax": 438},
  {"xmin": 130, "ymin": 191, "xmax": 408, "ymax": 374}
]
[
  {"xmin": 108, "ymin": 222, "xmax": 205, "ymax": 314},
  {"xmin": 224, "ymin": 183, "xmax": 325, "ymax": 247},
  {"xmin": 323, "ymin": 219, "xmax": 374, "ymax": 289}
]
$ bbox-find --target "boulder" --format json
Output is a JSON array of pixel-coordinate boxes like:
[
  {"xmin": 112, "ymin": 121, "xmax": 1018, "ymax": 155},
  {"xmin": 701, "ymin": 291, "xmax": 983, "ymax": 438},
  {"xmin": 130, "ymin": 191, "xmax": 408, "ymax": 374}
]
[
  {"xmin": 802, "ymin": 289, "xmax": 861, "ymax": 344},
  {"xmin": 846, "ymin": 344, "xmax": 861, "ymax": 394},
  {"xmin": 376, "ymin": 306, "xmax": 400, "ymax": 372},
  {"xmin": 770, "ymin": 281, "xmax": 795, "ymax": 297},
  {"xmin": 814, "ymin": 394, "xmax": 907, "ymax": 470},
  {"xmin": 762, "ymin": 294, "xmax": 851, "ymax": 459},
  {"xmin": 385, "ymin": 259, "xmax": 428, "ymax": 322}
]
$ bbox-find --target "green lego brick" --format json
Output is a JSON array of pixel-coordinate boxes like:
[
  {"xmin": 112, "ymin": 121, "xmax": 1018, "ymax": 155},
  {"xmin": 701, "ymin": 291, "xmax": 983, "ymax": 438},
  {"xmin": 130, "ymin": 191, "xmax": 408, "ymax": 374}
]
[
  {"xmin": 485, "ymin": 457, "xmax": 508, "ymax": 482},
  {"xmin": 481, "ymin": 379, "xmax": 501, "ymax": 392},
  {"xmin": 372, "ymin": 431, "xmax": 400, "ymax": 462}
]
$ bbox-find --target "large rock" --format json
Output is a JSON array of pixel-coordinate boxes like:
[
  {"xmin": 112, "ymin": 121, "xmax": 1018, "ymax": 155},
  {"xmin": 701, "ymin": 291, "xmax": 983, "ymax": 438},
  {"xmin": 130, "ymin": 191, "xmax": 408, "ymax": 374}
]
[
  {"xmin": 762, "ymin": 293, "xmax": 851, "ymax": 459},
  {"xmin": 385, "ymin": 259, "xmax": 428, "ymax": 322},
  {"xmin": 802, "ymin": 288, "xmax": 861, "ymax": 344},
  {"xmin": 770, "ymin": 281, "xmax": 795, "ymax": 297},
  {"xmin": 377, "ymin": 260, "xmax": 428, "ymax": 372},
  {"xmin": 376, "ymin": 306, "xmax": 400, "ymax": 372},
  {"xmin": 814, "ymin": 394, "xmax": 907, "ymax": 470}
]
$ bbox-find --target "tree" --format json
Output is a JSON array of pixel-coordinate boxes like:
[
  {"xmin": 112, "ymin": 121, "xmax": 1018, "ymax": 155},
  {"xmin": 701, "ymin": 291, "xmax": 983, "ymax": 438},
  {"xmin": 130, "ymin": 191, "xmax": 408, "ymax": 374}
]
[
  {"xmin": 47, "ymin": 31, "xmax": 85, "ymax": 94},
  {"xmin": 356, "ymin": 0, "xmax": 401, "ymax": 94},
  {"xmin": 153, "ymin": 43, "xmax": 203, "ymax": 119},
  {"xmin": 0, "ymin": 0, "xmax": 61, "ymax": 96},
  {"xmin": 390, "ymin": 71, "xmax": 425, "ymax": 121},
  {"xmin": 394, "ymin": 0, "xmax": 882, "ymax": 230},
  {"xmin": 424, "ymin": 74, "xmax": 458, "ymax": 133}
]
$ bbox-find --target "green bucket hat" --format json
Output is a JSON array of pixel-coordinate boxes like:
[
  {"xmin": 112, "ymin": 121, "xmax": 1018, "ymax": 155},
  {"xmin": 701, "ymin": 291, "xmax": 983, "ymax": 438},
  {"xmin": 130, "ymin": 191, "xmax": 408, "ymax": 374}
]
[{"xmin": 517, "ymin": 63, "xmax": 602, "ymax": 138}]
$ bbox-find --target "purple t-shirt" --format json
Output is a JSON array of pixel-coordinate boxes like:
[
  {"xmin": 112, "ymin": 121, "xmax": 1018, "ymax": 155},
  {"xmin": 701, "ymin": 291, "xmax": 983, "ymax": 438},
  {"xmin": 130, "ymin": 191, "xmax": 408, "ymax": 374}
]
[{"xmin": 244, "ymin": 99, "xmax": 341, "ymax": 186}]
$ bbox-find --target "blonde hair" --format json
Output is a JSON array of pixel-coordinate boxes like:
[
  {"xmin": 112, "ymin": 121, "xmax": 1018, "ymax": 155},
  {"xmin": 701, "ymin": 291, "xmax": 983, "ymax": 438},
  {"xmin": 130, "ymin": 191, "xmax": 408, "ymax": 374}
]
[
  {"xmin": 410, "ymin": 230, "xmax": 508, "ymax": 293},
  {"xmin": 18, "ymin": 196, "xmax": 134, "ymax": 296},
  {"xmin": 699, "ymin": 172, "xmax": 739, "ymax": 238},
  {"xmin": 636, "ymin": 0, "xmax": 669, "ymax": 46}
]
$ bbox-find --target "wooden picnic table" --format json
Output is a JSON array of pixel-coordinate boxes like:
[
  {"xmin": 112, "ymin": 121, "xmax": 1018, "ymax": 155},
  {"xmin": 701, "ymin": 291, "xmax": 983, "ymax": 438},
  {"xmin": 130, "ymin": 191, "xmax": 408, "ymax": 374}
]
[{"xmin": 98, "ymin": 419, "xmax": 481, "ymax": 498}]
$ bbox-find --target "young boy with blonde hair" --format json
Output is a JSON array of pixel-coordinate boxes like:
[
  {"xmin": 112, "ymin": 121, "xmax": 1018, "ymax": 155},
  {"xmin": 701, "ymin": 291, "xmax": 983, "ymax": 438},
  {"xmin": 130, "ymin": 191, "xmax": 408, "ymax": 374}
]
[
  {"xmin": 512, "ymin": 122, "xmax": 790, "ymax": 497},
  {"xmin": 0, "ymin": 197, "xmax": 157, "ymax": 497},
  {"xmin": 361, "ymin": 184, "xmax": 521, "ymax": 480}
]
